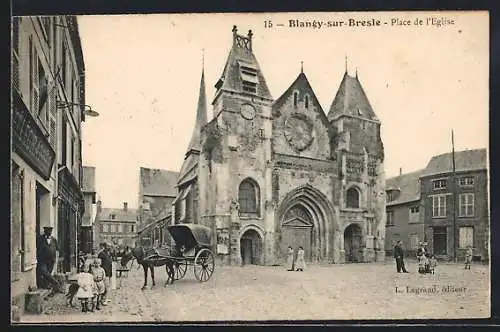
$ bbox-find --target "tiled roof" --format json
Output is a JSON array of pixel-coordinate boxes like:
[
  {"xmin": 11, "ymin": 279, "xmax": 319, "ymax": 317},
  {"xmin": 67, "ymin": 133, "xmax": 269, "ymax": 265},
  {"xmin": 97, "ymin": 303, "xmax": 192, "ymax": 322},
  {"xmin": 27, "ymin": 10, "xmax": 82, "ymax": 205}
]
[
  {"xmin": 386, "ymin": 169, "xmax": 426, "ymax": 206},
  {"xmin": 422, "ymin": 148, "xmax": 487, "ymax": 177},
  {"xmin": 82, "ymin": 166, "xmax": 96, "ymax": 193},
  {"xmin": 97, "ymin": 207, "xmax": 138, "ymax": 222},
  {"xmin": 140, "ymin": 168, "xmax": 179, "ymax": 197},
  {"xmin": 177, "ymin": 157, "xmax": 198, "ymax": 187},
  {"xmin": 327, "ymin": 72, "xmax": 379, "ymax": 122},
  {"xmin": 215, "ymin": 28, "xmax": 272, "ymax": 100}
]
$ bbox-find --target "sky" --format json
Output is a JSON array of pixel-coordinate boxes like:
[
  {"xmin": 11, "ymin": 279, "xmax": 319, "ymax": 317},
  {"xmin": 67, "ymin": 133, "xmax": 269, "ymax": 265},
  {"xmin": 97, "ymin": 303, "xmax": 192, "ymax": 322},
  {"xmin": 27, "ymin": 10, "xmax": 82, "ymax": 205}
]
[{"xmin": 77, "ymin": 12, "xmax": 489, "ymax": 209}]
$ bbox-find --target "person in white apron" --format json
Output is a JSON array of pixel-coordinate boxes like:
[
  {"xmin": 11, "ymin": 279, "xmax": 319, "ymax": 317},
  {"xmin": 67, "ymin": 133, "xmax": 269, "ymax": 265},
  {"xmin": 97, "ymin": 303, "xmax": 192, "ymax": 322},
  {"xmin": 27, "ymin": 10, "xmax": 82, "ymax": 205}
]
[{"xmin": 295, "ymin": 246, "xmax": 306, "ymax": 271}]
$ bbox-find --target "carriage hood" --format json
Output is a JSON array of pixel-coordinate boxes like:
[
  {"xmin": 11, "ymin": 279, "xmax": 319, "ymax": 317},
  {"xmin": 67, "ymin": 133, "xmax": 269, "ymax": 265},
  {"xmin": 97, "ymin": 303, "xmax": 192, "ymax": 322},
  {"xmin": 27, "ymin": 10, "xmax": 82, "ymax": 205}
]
[{"xmin": 167, "ymin": 224, "xmax": 212, "ymax": 251}]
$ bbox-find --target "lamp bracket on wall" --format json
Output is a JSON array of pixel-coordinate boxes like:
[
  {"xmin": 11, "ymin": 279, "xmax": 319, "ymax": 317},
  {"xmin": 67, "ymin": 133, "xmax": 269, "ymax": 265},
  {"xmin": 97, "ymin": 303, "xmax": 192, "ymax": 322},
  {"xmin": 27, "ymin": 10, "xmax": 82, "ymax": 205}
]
[{"xmin": 56, "ymin": 101, "xmax": 100, "ymax": 117}]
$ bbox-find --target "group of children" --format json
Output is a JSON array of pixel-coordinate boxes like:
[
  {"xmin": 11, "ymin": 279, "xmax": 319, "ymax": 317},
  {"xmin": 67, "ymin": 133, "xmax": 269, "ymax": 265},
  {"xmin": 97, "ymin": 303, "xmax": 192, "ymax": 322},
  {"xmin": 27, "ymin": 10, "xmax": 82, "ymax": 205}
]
[
  {"xmin": 416, "ymin": 242, "xmax": 474, "ymax": 274},
  {"xmin": 75, "ymin": 258, "xmax": 107, "ymax": 313}
]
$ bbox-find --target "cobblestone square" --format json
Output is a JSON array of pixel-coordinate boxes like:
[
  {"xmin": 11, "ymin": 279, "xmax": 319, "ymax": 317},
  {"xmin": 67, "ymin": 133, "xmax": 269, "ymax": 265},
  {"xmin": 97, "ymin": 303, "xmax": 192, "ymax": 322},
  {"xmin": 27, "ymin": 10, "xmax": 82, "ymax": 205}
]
[{"xmin": 19, "ymin": 260, "xmax": 489, "ymax": 323}]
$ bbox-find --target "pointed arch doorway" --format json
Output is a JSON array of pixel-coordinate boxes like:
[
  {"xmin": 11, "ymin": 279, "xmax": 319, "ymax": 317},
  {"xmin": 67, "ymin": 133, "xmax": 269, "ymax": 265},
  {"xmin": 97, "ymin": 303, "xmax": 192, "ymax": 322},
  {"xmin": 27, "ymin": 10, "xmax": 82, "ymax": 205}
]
[
  {"xmin": 277, "ymin": 185, "xmax": 337, "ymax": 264},
  {"xmin": 280, "ymin": 205, "xmax": 313, "ymax": 261}
]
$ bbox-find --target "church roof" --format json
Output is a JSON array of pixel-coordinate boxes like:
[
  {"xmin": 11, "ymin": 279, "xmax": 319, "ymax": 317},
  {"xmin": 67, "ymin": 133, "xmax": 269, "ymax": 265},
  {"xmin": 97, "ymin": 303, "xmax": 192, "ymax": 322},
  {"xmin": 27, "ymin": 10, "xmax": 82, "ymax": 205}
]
[
  {"xmin": 177, "ymin": 69, "xmax": 207, "ymax": 186},
  {"xmin": 186, "ymin": 70, "xmax": 207, "ymax": 154},
  {"xmin": 214, "ymin": 26, "xmax": 272, "ymax": 101},
  {"xmin": 421, "ymin": 148, "xmax": 487, "ymax": 177},
  {"xmin": 139, "ymin": 167, "xmax": 179, "ymax": 197},
  {"xmin": 327, "ymin": 72, "xmax": 379, "ymax": 122}
]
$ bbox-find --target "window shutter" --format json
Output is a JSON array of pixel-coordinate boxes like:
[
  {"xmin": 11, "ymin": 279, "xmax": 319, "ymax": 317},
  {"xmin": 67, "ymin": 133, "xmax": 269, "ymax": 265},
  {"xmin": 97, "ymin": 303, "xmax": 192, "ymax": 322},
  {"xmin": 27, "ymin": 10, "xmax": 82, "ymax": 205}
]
[
  {"xmin": 31, "ymin": 48, "xmax": 39, "ymax": 114},
  {"xmin": 49, "ymin": 118, "xmax": 56, "ymax": 148}
]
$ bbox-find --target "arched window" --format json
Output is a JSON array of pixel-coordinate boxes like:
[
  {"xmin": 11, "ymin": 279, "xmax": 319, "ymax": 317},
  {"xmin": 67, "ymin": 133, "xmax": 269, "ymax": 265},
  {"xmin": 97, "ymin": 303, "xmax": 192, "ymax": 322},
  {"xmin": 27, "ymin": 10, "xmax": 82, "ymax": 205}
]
[
  {"xmin": 346, "ymin": 187, "xmax": 360, "ymax": 208},
  {"xmin": 239, "ymin": 178, "xmax": 260, "ymax": 215}
]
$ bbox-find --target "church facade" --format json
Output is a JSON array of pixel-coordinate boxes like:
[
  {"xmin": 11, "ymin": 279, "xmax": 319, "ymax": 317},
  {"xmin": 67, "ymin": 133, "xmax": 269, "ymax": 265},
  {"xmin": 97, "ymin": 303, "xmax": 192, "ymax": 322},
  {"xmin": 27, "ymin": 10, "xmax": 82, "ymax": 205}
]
[{"xmin": 173, "ymin": 26, "xmax": 386, "ymax": 265}]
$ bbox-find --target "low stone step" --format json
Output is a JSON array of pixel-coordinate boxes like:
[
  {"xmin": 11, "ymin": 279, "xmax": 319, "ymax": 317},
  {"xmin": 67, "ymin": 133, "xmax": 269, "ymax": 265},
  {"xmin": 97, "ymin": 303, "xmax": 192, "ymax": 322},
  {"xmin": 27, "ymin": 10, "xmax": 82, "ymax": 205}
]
[{"xmin": 24, "ymin": 289, "xmax": 52, "ymax": 314}]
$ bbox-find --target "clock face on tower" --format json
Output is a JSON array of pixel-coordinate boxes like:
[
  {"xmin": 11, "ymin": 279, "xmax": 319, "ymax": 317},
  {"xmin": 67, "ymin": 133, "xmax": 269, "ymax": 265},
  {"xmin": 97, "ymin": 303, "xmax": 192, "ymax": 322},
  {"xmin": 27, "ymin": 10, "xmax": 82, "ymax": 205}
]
[
  {"xmin": 284, "ymin": 113, "xmax": 314, "ymax": 151},
  {"xmin": 240, "ymin": 104, "xmax": 256, "ymax": 120}
]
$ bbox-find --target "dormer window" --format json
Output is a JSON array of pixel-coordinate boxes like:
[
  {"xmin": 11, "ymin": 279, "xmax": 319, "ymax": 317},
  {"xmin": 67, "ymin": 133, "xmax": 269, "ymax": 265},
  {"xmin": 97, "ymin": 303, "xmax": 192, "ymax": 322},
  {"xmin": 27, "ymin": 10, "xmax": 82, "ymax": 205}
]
[{"xmin": 238, "ymin": 60, "xmax": 258, "ymax": 94}]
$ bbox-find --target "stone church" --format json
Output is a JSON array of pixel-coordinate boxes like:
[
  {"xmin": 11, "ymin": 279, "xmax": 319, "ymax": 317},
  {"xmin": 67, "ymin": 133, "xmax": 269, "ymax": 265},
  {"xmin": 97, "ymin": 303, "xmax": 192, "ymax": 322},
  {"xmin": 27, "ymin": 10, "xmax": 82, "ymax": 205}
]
[{"xmin": 172, "ymin": 26, "xmax": 386, "ymax": 265}]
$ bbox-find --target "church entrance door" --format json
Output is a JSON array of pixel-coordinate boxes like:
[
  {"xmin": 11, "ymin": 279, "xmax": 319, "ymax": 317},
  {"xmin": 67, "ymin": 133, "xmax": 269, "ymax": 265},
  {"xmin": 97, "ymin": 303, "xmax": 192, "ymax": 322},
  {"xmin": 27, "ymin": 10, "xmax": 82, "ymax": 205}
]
[
  {"xmin": 344, "ymin": 224, "xmax": 363, "ymax": 262},
  {"xmin": 240, "ymin": 229, "xmax": 262, "ymax": 265}
]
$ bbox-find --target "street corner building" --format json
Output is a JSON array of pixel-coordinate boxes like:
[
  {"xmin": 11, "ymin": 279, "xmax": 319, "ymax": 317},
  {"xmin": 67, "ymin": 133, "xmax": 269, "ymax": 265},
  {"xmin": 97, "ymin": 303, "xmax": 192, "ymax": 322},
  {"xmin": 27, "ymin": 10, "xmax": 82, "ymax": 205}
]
[
  {"xmin": 385, "ymin": 149, "xmax": 489, "ymax": 262},
  {"xmin": 172, "ymin": 26, "xmax": 387, "ymax": 266},
  {"xmin": 11, "ymin": 16, "xmax": 87, "ymax": 317}
]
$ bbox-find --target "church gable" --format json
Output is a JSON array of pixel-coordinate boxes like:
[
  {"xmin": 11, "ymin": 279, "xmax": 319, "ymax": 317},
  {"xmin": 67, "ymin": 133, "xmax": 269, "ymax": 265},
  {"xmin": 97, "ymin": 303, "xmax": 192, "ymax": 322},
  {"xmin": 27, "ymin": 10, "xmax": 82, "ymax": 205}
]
[{"xmin": 272, "ymin": 72, "xmax": 332, "ymax": 160}]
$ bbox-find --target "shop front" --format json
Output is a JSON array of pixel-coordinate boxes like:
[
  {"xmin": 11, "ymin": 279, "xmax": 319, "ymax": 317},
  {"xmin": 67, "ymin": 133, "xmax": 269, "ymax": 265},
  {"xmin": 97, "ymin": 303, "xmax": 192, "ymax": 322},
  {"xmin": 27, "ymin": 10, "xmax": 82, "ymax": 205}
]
[{"xmin": 57, "ymin": 166, "xmax": 84, "ymax": 273}]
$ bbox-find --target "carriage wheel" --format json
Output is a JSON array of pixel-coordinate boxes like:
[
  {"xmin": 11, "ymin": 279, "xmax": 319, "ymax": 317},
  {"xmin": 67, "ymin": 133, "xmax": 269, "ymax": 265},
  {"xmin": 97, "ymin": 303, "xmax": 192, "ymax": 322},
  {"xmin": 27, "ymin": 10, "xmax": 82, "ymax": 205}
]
[
  {"xmin": 194, "ymin": 249, "xmax": 215, "ymax": 282},
  {"xmin": 174, "ymin": 260, "xmax": 188, "ymax": 280}
]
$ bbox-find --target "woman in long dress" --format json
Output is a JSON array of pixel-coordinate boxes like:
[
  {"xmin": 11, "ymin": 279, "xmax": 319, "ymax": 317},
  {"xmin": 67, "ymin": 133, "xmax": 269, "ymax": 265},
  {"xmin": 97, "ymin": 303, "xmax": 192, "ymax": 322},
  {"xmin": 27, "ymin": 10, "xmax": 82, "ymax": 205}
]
[
  {"xmin": 295, "ymin": 246, "xmax": 306, "ymax": 271},
  {"xmin": 286, "ymin": 246, "xmax": 295, "ymax": 271}
]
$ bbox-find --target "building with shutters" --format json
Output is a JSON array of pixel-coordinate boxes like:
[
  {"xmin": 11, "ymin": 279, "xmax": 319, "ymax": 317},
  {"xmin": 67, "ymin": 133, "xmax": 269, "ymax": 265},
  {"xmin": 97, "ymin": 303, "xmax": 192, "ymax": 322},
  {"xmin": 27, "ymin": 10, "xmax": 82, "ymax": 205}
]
[
  {"xmin": 11, "ymin": 15, "xmax": 86, "ymax": 314},
  {"xmin": 172, "ymin": 26, "xmax": 387, "ymax": 266},
  {"xmin": 385, "ymin": 148, "xmax": 489, "ymax": 262},
  {"xmin": 94, "ymin": 202, "xmax": 138, "ymax": 248},
  {"xmin": 421, "ymin": 149, "xmax": 489, "ymax": 262}
]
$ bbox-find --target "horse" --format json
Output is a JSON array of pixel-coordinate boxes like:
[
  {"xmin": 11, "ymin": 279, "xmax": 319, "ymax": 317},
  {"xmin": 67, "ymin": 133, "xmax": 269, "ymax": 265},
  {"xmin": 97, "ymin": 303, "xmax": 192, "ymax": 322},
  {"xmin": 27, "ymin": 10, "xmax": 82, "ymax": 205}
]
[{"xmin": 121, "ymin": 246, "xmax": 176, "ymax": 290}]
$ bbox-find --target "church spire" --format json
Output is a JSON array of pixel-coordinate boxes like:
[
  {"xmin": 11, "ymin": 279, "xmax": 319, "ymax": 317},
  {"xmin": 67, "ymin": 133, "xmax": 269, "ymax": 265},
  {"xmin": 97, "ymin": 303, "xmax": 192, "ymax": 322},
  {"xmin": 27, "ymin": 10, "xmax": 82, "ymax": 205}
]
[
  {"xmin": 186, "ymin": 64, "xmax": 207, "ymax": 155},
  {"xmin": 213, "ymin": 25, "xmax": 272, "ymax": 101}
]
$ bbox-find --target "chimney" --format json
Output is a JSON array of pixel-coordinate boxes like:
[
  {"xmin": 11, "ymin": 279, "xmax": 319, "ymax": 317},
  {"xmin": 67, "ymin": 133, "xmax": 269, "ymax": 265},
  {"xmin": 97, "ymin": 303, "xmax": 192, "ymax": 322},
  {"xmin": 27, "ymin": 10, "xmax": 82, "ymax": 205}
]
[
  {"xmin": 399, "ymin": 167, "xmax": 402, "ymax": 176},
  {"xmin": 123, "ymin": 202, "xmax": 128, "ymax": 211},
  {"xmin": 97, "ymin": 200, "xmax": 102, "ymax": 213}
]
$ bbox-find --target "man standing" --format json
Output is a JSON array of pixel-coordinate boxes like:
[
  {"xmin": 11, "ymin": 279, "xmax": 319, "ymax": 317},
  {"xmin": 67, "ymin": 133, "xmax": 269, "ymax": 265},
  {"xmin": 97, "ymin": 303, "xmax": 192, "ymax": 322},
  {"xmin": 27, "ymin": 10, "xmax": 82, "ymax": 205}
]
[
  {"xmin": 393, "ymin": 240, "xmax": 409, "ymax": 273},
  {"xmin": 97, "ymin": 242, "xmax": 112, "ymax": 305},
  {"xmin": 36, "ymin": 226, "xmax": 61, "ymax": 293}
]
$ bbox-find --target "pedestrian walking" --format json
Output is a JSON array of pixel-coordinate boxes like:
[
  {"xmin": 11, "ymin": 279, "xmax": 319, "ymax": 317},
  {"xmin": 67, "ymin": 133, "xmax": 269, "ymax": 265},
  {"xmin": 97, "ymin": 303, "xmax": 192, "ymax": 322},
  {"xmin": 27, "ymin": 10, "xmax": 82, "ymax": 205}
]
[
  {"xmin": 393, "ymin": 240, "xmax": 409, "ymax": 273},
  {"xmin": 286, "ymin": 246, "xmax": 295, "ymax": 271},
  {"xmin": 36, "ymin": 226, "xmax": 62, "ymax": 294},
  {"xmin": 92, "ymin": 258, "xmax": 106, "ymax": 310},
  {"xmin": 295, "ymin": 246, "xmax": 306, "ymax": 271},
  {"xmin": 97, "ymin": 243, "xmax": 112, "ymax": 305},
  {"xmin": 75, "ymin": 263, "xmax": 95, "ymax": 313},
  {"xmin": 465, "ymin": 246, "xmax": 473, "ymax": 270}
]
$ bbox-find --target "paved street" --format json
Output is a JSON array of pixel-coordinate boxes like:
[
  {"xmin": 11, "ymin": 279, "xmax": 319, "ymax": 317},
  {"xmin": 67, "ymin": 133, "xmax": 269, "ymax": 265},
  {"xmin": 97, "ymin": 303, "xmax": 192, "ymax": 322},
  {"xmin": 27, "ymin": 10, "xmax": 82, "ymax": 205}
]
[{"xmin": 19, "ymin": 260, "xmax": 489, "ymax": 323}]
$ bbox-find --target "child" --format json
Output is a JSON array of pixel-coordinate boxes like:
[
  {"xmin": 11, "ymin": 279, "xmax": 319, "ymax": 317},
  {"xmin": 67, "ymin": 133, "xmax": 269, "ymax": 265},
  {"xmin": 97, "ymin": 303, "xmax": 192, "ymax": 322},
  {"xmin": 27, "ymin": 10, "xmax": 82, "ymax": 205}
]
[
  {"xmin": 465, "ymin": 246, "xmax": 473, "ymax": 270},
  {"xmin": 295, "ymin": 246, "xmax": 306, "ymax": 272},
  {"xmin": 92, "ymin": 258, "xmax": 107, "ymax": 310},
  {"xmin": 417, "ymin": 254, "xmax": 428, "ymax": 274},
  {"xmin": 74, "ymin": 263, "xmax": 95, "ymax": 313},
  {"xmin": 428, "ymin": 255, "xmax": 437, "ymax": 274}
]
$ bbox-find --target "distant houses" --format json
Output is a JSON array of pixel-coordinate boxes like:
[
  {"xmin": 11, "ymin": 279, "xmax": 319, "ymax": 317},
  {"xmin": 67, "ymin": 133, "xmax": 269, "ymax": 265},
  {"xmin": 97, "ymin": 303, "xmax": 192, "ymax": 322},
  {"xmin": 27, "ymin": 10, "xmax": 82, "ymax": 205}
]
[
  {"xmin": 137, "ymin": 167, "xmax": 179, "ymax": 247},
  {"xmin": 385, "ymin": 148, "xmax": 489, "ymax": 262}
]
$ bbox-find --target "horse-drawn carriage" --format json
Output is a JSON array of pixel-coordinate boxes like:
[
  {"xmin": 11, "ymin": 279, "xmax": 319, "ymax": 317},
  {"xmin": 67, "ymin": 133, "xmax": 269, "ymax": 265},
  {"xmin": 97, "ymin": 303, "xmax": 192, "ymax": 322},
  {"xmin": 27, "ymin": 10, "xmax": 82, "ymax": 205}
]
[{"xmin": 141, "ymin": 223, "xmax": 215, "ymax": 282}]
